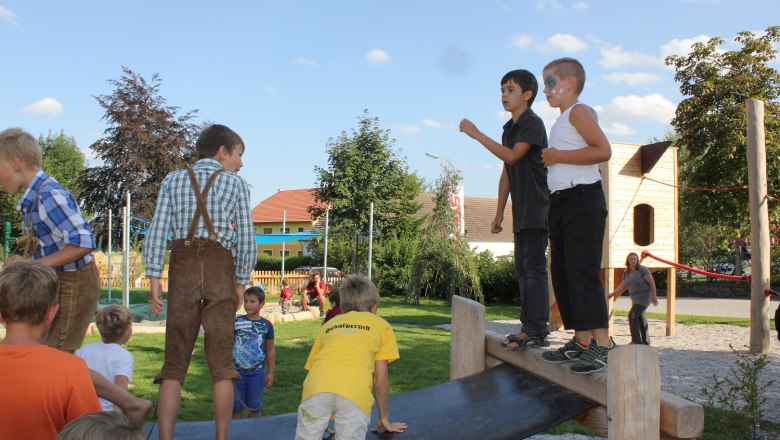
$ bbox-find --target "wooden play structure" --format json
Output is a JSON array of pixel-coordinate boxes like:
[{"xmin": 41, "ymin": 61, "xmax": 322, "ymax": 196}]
[
  {"xmin": 452, "ymin": 296, "xmax": 704, "ymax": 439},
  {"xmin": 548, "ymin": 140, "xmax": 682, "ymax": 336}
]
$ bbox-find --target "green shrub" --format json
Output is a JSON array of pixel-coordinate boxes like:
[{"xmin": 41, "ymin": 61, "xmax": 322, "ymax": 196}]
[
  {"xmin": 476, "ymin": 251, "xmax": 518, "ymax": 304},
  {"xmin": 254, "ymin": 254, "xmax": 313, "ymax": 271}
]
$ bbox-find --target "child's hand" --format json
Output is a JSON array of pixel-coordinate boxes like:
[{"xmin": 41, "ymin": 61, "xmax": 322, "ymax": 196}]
[
  {"xmin": 265, "ymin": 372, "xmax": 274, "ymax": 388},
  {"xmin": 491, "ymin": 215, "xmax": 503, "ymax": 234},
  {"xmin": 371, "ymin": 419, "xmax": 407, "ymax": 434},
  {"xmin": 459, "ymin": 118, "xmax": 480, "ymax": 139},
  {"xmin": 235, "ymin": 286, "xmax": 244, "ymax": 312},
  {"xmin": 3, "ymin": 255, "xmax": 24, "ymax": 267},
  {"xmin": 652, "ymin": 297, "xmax": 659, "ymax": 306}
]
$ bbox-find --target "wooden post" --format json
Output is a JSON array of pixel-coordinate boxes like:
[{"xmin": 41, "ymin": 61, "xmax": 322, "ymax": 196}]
[
  {"xmin": 450, "ymin": 295, "xmax": 485, "ymax": 380},
  {"xmin": 608, "ymin": 345, "xmax": 660, "ymax": 440},
  {"xmin": 746, "ymin": 98, "xmax": 771, "ymax": 354},
  {"xmin": 666, "ymin": 267, "xmax": 676, "ymax": 336}
]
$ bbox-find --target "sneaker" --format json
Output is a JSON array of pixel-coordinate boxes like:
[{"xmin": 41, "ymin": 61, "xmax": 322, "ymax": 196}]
[
  {"xmin": 569, "ymin": 338, "xmax": 616, "ymax": 374},
  {"xmin": 320, "ymin": 310, "xmax": 326, "ymax": 317},
  {"xmin": 541, "ymin": 336, "xmax": 588, "ymax": 363}
]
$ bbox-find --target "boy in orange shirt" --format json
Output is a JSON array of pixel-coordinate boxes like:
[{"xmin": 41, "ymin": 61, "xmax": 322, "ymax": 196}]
[{"xmin": 0, "ymin": 260, "xmax": 102, "ymax": 439}]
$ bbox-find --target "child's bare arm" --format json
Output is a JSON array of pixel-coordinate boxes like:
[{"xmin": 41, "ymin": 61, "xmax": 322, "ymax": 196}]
[
  {"xmin": 460, "ymin": 119, "xmax": 531, "ymax": 165},
  {"xmin": 371, "ymin": 360, "xmax": 407, "ymax": 433},
  {"xmin": 265, "ymin": 339, "xmax": 276, "ymax": 387},
  {"xmin": 36, "ymin": 244, "xmax": 92, "ymax": 268},
  {"xmin": 493, "ymin": 169, "xmax": 509, "ymax": 234},
  {"xmin": 542, "ymin": 105, "xmax": 611, "ymax": 166}
]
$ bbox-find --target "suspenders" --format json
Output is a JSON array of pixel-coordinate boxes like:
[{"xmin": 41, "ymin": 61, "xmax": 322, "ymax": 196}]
[{"xmin": 184, "ymin": 168, "xmax": 224, "ymax": 246}]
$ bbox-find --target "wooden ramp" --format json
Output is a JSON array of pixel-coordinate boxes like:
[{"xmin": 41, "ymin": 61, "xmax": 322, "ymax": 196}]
[{"xmin": 143, "ymin": 363, "xmax": 596, "ymax": 439}]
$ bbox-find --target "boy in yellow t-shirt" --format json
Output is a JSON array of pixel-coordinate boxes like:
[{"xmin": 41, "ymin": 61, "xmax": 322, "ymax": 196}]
[{"xmin": 295, "ymin": 275, "xmax": 407, "ymax": 439}]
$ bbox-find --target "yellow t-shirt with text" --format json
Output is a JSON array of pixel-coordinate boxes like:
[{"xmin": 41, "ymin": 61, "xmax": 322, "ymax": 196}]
[{"xmin": 302, "ymin": 311, "xmax": 399, "ymax": 415}]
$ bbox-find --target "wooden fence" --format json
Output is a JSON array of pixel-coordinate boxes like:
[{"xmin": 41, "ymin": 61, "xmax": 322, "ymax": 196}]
[{"xmin": 100, "ymin": 270, "xmax": 345, "ymax": 294}]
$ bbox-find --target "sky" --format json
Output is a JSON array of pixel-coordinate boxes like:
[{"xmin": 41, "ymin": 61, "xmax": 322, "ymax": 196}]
[{"xmin": 1, "ymin": 1, "xmax": 778, "ymax": 210}]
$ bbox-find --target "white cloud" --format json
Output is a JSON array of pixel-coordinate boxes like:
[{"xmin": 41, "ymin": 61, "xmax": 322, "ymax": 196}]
[
  {"xmin": 481, "ymin": 163, "xmax": 493, "ymax": 170},
  {"xmin": 264, "ymin": 85, "xmax": 276, "ymax": 95},
  {"xmin": 660, "ymin": 35, "xmax": 711, "ymax": 58},
  {"xmin": 392, "ymin": 124, "xmax": 419, "ymax": 135},
  {"xmin": 535, "ymin": 0, "xmax": 563, "ymax": 9},
  {"xmin": 495, "ymin": 109, "xmax": 511, "ymax": 121},
  {"xmin": 0, "ymin": 6, "xmax": 17, "ymax": 24},
  {"xmin": 596, "ymin": 93, "xmax": 676, "ymax": 124},
  {"xmin": 365, "ymin": 49, "xmax": 393, "ymax": 65},
  {"xmin": 423, "ymin": 118, "xmax": 441, "ymax": 128},
  {"xmin": 510, "ymin": 33, "xmax": 534, "ymax": 48},
  {"xmin": 545, "ymin": 33, "xmax": 587, "ymax": 52},
  {"xmin": 21, "ymin": 98, "xmax": 63, "ymax": 118},
  {"xmin": 602, "ymin": 122, "xmax": 636, "ymax": 136},
  {"xmin": 599, "ymin": 46, "xmax": 660, "ymax": 68},
  {"xmin": 601, "ymin": 72, "xmax": 663, "ymax": 86},
  {"xmin": 295, "ymin": 57, "xmax": 319, "ymax": 67},
  {"xmin": 572, "ymin": 2, "xmax": 588, "ymax": 9}
]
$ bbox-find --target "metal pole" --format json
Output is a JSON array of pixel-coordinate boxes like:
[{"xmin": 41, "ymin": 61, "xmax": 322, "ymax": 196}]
[
  {"xmin": 323, "ymin": 209, "xmax": 329, "ymax": 284},
  {"xmin": 368, "ymin": 202, "xmax": 374, "ymax": 279},
  {"xmin": 123, "ymin": 191, "xmax": 131, "ymax": 308},
  {"xmin": 281, "ymin": 210, "xmax": 287, "ymax": 277},
  {"xmin": 108, "ymin": 209, "xmax": 112, "ymax": 303}
]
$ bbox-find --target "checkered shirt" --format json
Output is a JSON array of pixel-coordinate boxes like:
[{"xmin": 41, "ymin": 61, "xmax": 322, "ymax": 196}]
[
  {"xmin": 142, "ymin": 159, "xmax": 257, "ymax": 285},
  {"xmin": 16, "ymin": 170, "xmax": 95, "ymax": 271}
]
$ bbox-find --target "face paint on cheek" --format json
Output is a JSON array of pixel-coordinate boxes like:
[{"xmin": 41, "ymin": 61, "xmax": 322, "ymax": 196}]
[
  {"xmin": 543, "ymin": 76, "xmax": 558, "ymax": 94},
  {"xmin": 558, "ymin": 88, "xmax": 564, "ymax": 94},
  {"xmin": 509, "ymin": 91, "xmax": 522, "ymax": 98}
]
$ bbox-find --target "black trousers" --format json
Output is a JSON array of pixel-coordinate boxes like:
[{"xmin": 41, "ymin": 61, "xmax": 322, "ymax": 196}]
[{"xmin": 514, "ymin": 229, "xmax": 549, "ymax": 336}]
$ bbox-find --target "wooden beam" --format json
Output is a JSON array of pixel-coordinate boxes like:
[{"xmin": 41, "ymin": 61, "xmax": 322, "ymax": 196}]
[
  {"xmin": 450, "ymin": 296, "xmax": 485, "ymax": 380},
  {"xmin": 608, "ymin": 345, "xmax": 660, "ymax": 439},
  {"xmin": 485, "ymin": 331, "xmax": 703, "ymax": 439}
]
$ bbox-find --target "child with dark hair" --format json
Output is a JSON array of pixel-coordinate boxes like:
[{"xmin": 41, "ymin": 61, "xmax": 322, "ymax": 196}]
[
  {"xmin": 323, "ymin": 290, "xmax": 342, "ymax": 324},
  {"xmin": 232, "ymin": 286, "xmax": 276, "ymax": 419}
]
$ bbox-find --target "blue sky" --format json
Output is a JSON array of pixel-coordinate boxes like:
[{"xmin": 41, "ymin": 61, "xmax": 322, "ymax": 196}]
[{"xmin": 1, "ymin": 1, "xmax": 778, "ymax": 210}]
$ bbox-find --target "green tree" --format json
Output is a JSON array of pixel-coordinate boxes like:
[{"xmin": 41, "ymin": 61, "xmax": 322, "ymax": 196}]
[
  {"xmin": 405, "ymin": 168, "xmax": 482, "ymax": 304},
  {"xmin": 80, "ymin": 66, "xmax": 199, "ymax": 244},
  {"xmin": 666, "ymin": 26, "xmax": 780, "ymax": 233},
  {"xmin": 39, "ymin": 131, "xmax": 86, "ymax": 199},
  {"xmin": 310, "ymin": 110, "xmax": 423, "ymax": 273}
]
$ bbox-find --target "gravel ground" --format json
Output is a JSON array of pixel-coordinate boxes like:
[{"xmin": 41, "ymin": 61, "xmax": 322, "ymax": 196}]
[{"xmin": 479, "ymin": 317, "xmax": 780, "ymax": 439}]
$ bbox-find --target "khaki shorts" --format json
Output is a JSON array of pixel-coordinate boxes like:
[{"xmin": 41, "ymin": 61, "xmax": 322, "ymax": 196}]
[
  {"xmin": 155, "ymin": 239, "xmax": 238, "ymax": 384},
  {"xmin": 296, "ymin": 393, "xmax": 370, "ymax": 440},
  {"xmin": 48, "ymin": 261, "xmax": 100, "ymax": 352}
]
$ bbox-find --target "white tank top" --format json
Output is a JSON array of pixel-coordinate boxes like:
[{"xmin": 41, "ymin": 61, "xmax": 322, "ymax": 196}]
[{"xmin": 547, "ymin": 102, "xmax": 601, "ymax": 192}]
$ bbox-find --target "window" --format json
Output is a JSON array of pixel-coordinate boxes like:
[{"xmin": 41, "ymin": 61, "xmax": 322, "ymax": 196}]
[
  {"xmin": 280, "ymin": 227, "xmax": 290, "ymax": 233},
  {"xmin": 297, "ymin": 250, "xmax": 303, "ymax": 256},
  {"xmin": 298, "ymin": 227, "xmax": 305, "ymax": 232},
  {"xmin": 263, "ymin": 228, "xmax": 272, "ymax": 234},
  {"xmin": 280, "ymin": 250, "xmax": 290, "ymax": 257},
  {"xmin": 633, "ymin": 204, "xmax": 654, "ymax": 246},
  {"xmin": 262, "ymin": 249, "xmax": 272, "ymax": 256}
]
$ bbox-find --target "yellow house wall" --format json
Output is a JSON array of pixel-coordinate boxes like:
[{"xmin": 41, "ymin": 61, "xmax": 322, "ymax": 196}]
[{"xmin": 603, "ymin": 142, "xmax": 678, "ymax": 269}]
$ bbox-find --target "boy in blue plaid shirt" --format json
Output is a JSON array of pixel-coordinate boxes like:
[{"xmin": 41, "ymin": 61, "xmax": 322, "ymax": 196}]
[
  {"xmin": 0, "ymin": 127, "xmax": 153, "ymax": 425},
  {"xmin": 143, "ymin": 124, "xmax": 257, "ymax": 440}
]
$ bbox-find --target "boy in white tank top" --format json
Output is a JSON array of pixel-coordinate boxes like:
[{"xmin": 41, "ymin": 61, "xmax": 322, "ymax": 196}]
[{"xmin": 539, "ymin": 58, "xmax": 616, "ymax": 374}]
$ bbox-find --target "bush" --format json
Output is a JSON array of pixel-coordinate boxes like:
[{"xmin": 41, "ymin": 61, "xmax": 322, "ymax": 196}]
[
  {"xmin": 254, "ymin": 254, "xmax": 313, "ymax": 271},
  {"xmin": 476, "ymin": 251, "xmax": 518, "ymax": 304},
  {"xmin": 374, "ymin": 234, "xmax": 419, "ymax": 296}
]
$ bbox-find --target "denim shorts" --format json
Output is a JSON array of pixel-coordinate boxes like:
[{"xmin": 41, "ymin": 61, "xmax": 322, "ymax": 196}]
[{"xmin": 233, "ymin": 369, "xmax": 265, "ymax": 413}]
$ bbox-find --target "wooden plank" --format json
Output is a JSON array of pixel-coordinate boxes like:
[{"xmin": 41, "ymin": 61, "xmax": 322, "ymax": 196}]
[
  {"xmin": 608, "ymin": 345, "xmax": 660, "ymax": 440},
  {"xmin": 484, "ymin": 331, "xmax": 703, "ymax": 439},
  {"xmin": 450, "ymin": 296, "xmax": 485, "ymax": 380}
]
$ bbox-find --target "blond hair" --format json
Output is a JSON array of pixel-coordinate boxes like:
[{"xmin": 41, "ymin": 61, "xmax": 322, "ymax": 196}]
[
  {"xmin": 544, "ymin": 57, "xmax": 586, "ymax": 95},
  {"xmin": 0, "ymin": 260, "xmax": 59, "ymax": 325},
  {"xmin": 96, "ymin": 304, "xmax": 133, "ymax": 343},
  {"xmin": 0, "ymin": 127, "xmax": 42, "ymax": 168},
  {"xmin": 55, "ymin": 412, "xmax": 144, "ymax": 440},
  {"xmin": 338, "ymin": 275, "xmax": 379, "ymax": 313}
]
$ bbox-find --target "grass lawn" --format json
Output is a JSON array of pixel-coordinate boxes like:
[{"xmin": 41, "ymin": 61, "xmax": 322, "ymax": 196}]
[{"xmin": 110, "ymin": 295, "xmax": 775, "ymax": 438}]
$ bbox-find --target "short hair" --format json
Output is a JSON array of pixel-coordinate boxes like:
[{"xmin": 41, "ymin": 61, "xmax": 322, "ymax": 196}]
[
  {"xmin": 244, "ymin": 286, "xmax": 266, "ymax": 303},
  {"xmin": 338, "ymin": 275, "xmax": 379, "ymax": 313},
  {"xmin": 0, "ymin": 127, "xmax": 42, "ymax": 168},
  {"xmin": 195, "ymin": 124, "xmax": 244, "ymax": 160},
  {"xmin": 625, "ymin": 252, "xmax": 640, "ymax": 271},
  {"xmin": 328, "ymin": 290, "xmax": 340, "ymax": 306},
  {"xmin": 281, "ymin": 278, "xmax": 289, "ymax": 286},
  {"xmin": 55, "ymin": 412, "xmax": 145, "ymax": 440},
  {"xmin": 501, "ymin": 69, "xmax": 539, "ymax": 107},
  {"xmin": 0, "ymin": 260, "xmax": 59, "ymax": 325},
  {"xmin": 544, "ymin": 57, "xmax": 586, "ymax": 94},
  {"xmin": 96, "ymin": 305, "xmax": 133, "ymax": 343}
]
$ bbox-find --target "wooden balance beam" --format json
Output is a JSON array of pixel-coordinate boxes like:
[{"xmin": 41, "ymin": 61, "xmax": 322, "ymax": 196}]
[{"xmin": 451, "ymin": 296, "xmax": 704, "ymax": 439}]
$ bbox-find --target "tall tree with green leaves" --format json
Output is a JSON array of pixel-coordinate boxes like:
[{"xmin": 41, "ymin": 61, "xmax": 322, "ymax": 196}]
[
  {"xmin": 666, "ymin": 26, "xmax": 780, "ymax": 234},
  {"xmin": 80, "ymin": 67, "xmax": 199, "ymax": 243},
  {"xmin": 405, "ymin": 168, "xmax": 482, "ymax": 304},
  {"xmin": 39, "ymin": 131, "xmax": 86, "ymax": 199},
  {"xmin": 310, "ymin": 110, "xmax": 423, "ymax": 273}
]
